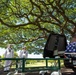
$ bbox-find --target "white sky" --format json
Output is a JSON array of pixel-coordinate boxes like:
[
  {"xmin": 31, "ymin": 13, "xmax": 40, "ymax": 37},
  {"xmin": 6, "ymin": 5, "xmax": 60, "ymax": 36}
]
[
  {"xmin": 0, "ymin": 48, "xmax": 5, "ymax": 56},
  {"xmin": 0, "ymin": 48, "xmax": 43, "ymax": 58}
]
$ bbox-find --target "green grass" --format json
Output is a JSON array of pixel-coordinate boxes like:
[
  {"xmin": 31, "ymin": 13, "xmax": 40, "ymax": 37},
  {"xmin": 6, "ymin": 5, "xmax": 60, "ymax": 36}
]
[
  {"xmin": 0, "ymin": 60, "xmax": 64, "ymax": 69},
  {"xmin": 26, "ymin": 61, "xmax": 64, "ymax": 68},
  {"xmin": 26, "ymin": 62, "xmax": 46, "ymax": 67}
]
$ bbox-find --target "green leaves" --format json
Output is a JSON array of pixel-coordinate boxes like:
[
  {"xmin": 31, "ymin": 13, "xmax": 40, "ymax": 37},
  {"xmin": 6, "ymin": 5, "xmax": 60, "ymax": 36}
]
[{"xmin": 0, "ymin": 0, "xmax": 76, "ymax": 53}]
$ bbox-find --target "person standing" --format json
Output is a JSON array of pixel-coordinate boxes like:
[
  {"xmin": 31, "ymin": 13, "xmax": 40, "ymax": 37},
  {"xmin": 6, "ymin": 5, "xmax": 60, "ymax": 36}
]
[
  {"xmin": 4, "ymin": 44, "xmax": 14, "ymax": 72},
  {"xmin": 18, "ymin": 46, "xmax": 28, "ymax": 68}
]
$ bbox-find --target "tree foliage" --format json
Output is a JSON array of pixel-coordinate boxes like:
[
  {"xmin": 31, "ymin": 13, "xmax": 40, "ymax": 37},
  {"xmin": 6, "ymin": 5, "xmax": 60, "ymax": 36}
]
[{"xmin": 0, "ymin": 0, "xmax": 76, "ymax": 53}]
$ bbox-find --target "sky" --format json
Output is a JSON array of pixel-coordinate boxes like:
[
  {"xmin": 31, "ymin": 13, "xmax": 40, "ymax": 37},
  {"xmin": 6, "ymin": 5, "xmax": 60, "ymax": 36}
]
[
  {"xmin": 0, "ymin": 48, "xmax": 5, "ymax": 56},
  {"xmin": 0, "ymin": 48, "xmax": 43, "ymax": 58}
]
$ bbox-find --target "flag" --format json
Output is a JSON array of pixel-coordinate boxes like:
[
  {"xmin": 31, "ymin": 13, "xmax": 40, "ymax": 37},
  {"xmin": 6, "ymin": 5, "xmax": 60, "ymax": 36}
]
[{"xmin": 65, "ymin": 42, "xmax": 76, "ymax": 53}]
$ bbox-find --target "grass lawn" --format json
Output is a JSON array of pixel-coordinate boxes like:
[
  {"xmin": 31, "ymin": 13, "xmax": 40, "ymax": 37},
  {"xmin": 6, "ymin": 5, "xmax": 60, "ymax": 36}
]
[{"xmin": 26, "ymin": 61, "xmax": 64, "ymax": 68}]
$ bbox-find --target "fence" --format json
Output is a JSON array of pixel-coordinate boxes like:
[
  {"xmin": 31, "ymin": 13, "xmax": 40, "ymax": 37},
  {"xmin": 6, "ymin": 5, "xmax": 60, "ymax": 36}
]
[{"xmin": 0, "ymin": 58, "xmax": 68, "ymax": 73}]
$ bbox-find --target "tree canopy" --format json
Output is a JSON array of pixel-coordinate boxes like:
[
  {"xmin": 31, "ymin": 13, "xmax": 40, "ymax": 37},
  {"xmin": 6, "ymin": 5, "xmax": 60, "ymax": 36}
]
[{"xmin": 0, "ymin": 0, "xmax": 76, "ymax": 54}]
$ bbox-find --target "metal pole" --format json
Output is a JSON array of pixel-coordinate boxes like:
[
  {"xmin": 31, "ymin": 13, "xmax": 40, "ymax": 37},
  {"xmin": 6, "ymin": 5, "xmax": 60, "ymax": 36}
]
[
  {"xmin": 22, "ymin": 58, "xmax": 25, "ymax": 72},
  {"xmin": 16, "ymin": 59, "xmax": 18, "ymax": 70},
  {"xmin": 58, "ymin": 58, "xmax": 61, "ymax": 75},
  {"xmin": 21, "ymin": 58, "xmax": 25, "ymax": 75},
  {"xmin": 46, "ymin": 59, "xmax": 48, "ymax": 68}
]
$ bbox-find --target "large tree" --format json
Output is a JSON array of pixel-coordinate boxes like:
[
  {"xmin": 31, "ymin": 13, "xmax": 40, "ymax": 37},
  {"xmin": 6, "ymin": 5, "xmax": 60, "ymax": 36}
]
[{"xmin": 0, "ymin": 0, "xmax": 76, "ymax": 53}]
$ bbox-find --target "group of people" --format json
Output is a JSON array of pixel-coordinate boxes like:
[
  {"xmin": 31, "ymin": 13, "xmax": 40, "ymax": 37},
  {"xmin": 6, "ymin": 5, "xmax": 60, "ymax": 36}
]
[
  {"xmin": 3, "ymin": 33, "xmax": 76, "ymax": 73},
  {"xmin": 39, "ymin": 34, "xmax": 76, "ymax": 75},
  {"xmin": 3, "ymin": 44, "xmax": 28, "ymax": 72}
]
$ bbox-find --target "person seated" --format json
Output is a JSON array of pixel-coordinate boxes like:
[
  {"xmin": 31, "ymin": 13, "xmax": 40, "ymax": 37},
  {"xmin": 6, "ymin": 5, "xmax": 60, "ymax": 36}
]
[{"xmin": 65, "ymin": 33, "xmax": 76, "ymax": 53}]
